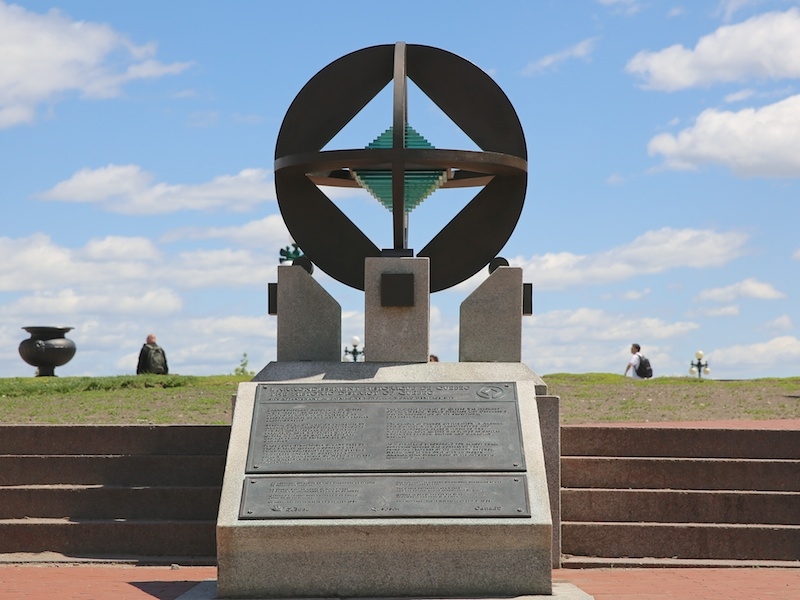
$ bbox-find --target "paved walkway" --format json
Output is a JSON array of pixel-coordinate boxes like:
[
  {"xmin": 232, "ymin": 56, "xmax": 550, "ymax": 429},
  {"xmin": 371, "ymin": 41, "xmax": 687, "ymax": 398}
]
[{"xmin": 1, "ymin": 564, "xmax": 799, "ymax": 600}]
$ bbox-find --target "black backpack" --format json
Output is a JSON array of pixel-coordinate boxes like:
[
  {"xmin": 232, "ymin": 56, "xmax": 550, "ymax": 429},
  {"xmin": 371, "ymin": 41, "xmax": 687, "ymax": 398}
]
[
  {"xmin": 636, "ymin": 354, "xmax": 653, "ymax": 378},
  {"xmin": 145, "ymin": 345, "xmax": 167, "ymax": 374}
]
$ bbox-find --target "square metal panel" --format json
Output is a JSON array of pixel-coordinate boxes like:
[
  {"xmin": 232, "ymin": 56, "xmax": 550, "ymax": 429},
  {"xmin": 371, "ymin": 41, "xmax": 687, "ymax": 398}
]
[
  {"xmin": 381, "ymin": 272, "xmax": 415, "ymax": 306},
  {"xmin": 240, "ymin": 473, "xmax": 530, "ymax": 519},
  {"xmin": 246, "ymin": 383, "xmax": 525, "ymax": 474}
]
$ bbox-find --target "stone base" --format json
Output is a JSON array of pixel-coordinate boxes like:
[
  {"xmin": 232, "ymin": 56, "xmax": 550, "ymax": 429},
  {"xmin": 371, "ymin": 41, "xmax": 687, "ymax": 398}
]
[
  {"xmin": 177, "ymin": 581, "xmax": 595, "ymax": 600},
  {"xmin": 217, "ymin": 362, "xmax": 554, "ymax": 599}
]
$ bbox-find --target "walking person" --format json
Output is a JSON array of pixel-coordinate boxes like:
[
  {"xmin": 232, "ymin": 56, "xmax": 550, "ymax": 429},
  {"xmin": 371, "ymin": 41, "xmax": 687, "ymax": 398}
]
[{"xmin": 625, "ymin": 343, "xmax": 644, "ymax": 379}]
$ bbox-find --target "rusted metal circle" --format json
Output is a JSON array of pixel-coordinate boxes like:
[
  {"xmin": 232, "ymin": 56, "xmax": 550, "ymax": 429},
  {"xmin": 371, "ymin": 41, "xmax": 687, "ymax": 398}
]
[{"xmin": 274, "ymin": 43, "xmax": 527, "ymax": 292}]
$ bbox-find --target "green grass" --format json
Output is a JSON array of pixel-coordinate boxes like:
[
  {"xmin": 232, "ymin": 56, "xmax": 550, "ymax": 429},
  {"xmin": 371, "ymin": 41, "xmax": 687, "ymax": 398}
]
[
  {"xmin": 0, "ymin": 374, "xmax": 248, "ymax": 424},
  {"xmin": 544, "ymin": 373, "xmax": 800, "ymax": 424},
  {"xmin": 0, "ymin": 373, "xmax": 798, "ymax": 425}
]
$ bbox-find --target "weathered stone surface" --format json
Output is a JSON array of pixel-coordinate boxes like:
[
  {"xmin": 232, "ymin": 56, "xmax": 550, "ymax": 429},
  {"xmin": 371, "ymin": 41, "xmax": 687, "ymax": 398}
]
[
  {"xmin": 218, "ymin": 362, "xmax": 555, "ymax": 598},
  {"xmin": 276, "ymin": 265, "xmax": 341, "ymax": 362},
  {"xmin": 460, "ymin": 266, "xmax": 523, "ymax": 362},
  {"xmin": 364, "ymin": 257, "xmax": 429, "ymax": 362}
]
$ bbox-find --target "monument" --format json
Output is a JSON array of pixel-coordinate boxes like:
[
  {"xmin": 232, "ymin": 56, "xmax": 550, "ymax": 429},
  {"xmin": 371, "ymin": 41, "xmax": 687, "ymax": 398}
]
[{"xmin": 217, "ymin": 43, "xmax": 573, "ymax": 599}]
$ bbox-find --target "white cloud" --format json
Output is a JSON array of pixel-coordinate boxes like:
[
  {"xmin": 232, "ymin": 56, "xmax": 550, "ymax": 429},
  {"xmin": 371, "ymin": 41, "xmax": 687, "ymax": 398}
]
[
  {"xmin": 78, "ymin": 236, "xmax": 161, "ymax": 261},
  {"xmin": 523, "ymin": 307, "xmax": 697, "ymax": 373},
  {"xmin": 793, "ymin": 249, "xmax": 800, "ymax": 260},
  {"xmin": 692, "ymin": 304, "xmax": 741, "ymax": 317},
  {"xmin": 0, "ymin": 234, "xmax": 85, "ymax": 291},
  {"xmin": 696, "ymin": 277, "xmax": 785, "ymax": 302},
  {"xmin": 3, "ymin": 288, "xmax": 182, "ymax": 317},
  {"xmin": 530, "ymin": 308, "xmax": 698, "ymax": 342},
  {"xmin": 516, "ymin": 228, "xmax": 748, "ymax": 291},
  {"xmin": 168, "ymin": 248, "xmax": 276, "ymax": 288},
  {"xmin": 0, "ymin": 229, "xmax": 286, "ymax": 294},
  {"xmin": 0, "ymin": 1, "xmax": 191, "ymax": 128},
  {"xmin": 647, "ymin": 94, "xmax": 800, "ymax": 176},
  {"xmin": 717, "ymin": 0, "xmax": 763, "ymax": 22},
  {"xmin": 596, "ymin": 0, "xmax": 641, "ymax": 16},
  {"xmin": 710, "ymin": 335, "xmax": 800, "ymax": 369},
  {"xmin": 623, "ymin": 288, "xmax": 651, "ymax": 300},
  {"xmin": 626, "ymin": 9, "xmax": 800, "ymax": 91},
  {"xmin": 38, "ymin": 165, "xmax": 276, "ymax": 214},
  {"xmin": 606, "ymin": 173, "xmax": 625, "ymax": 185},
  {"xmin": 161, "ymin": 216, "xmax": 291, "ymax": 248},
  {"xmin": 233, "ymin": 113, "xmax": 265, "ymax": 125},
  {"xmin": 763, "ymin": 314, "xmax": 793, "ymax": 331},
  {"xmin": 724, "ymin": 88, "xmax": 756, "ymax": 102},
  {"xmin": 521, "ymin": 37, "xmax": 599, "ymax": 75}
]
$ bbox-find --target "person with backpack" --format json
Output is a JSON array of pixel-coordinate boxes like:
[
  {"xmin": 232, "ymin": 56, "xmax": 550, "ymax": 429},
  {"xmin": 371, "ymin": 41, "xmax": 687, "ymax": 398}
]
[
  {"xmin": 624, "ymin": 343, "xmax": 652, "ymax": 379},
  {"xmin": 136, "ymin": 333, "xmax": 169, "ymax": 374}
]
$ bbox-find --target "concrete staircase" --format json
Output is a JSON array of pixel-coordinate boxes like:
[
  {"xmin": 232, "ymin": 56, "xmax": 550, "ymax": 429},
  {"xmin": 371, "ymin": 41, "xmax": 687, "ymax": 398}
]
[
  {"xmin": 560, "ymin": 426, "xmax": 800, "ymax": 567},
  {"xmin": 0, "ymin": 425, "xmax": 228, "ymax": 563},
  {"xmin": 3, "ymin": 423, "xmax": 798, "ymax": 567}
]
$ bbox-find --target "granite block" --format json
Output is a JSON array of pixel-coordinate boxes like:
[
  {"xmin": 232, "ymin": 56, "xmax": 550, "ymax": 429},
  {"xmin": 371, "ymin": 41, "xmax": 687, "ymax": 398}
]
[
  {"xmin": 364, "ymin": 257, "xmax": 429, "ymax": 362},
  {"xmin": 276, "ymin": 265, "xmax": 341, "ymax": 362},
  {"xmin": 218, "ymin": 362, "xmax": 555, "ymax": 598},
  {"xmin": 459, "ymin": 266, "xmax": 522, "ymax": 362}
]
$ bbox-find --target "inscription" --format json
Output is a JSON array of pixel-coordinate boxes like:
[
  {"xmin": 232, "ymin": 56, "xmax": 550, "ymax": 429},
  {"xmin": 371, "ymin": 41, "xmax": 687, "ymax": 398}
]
[
  {"xmin": 240, "ymin": 474, "xmax": 530, "ymax": 519},
  {"xmin": 386, "ymin": 442, "xmax": 499, "ymax": 459},
  {"xmin": 255, "ymin": 383, "xmax": 511, "ymax": 403},
  {"xmin": 246, "ymin": 383, "xmax": 525, "ymax": 473},
  {"xmin": 261, "ymin": 442, "xmax": 370, "ymax": 464}
]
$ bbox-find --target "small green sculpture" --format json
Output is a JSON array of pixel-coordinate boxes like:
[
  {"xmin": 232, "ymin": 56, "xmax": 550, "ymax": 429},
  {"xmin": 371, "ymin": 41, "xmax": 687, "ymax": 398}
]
[{"xmin": 279, "ymin": 243, "xmax": 304, "ymax": 263}]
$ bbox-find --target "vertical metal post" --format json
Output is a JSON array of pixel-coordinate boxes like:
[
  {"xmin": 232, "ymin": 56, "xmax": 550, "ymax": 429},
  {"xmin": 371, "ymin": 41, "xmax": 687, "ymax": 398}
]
[{"xmin": 392, "ymin": 42, "xmax": 407, "ymax": 250}]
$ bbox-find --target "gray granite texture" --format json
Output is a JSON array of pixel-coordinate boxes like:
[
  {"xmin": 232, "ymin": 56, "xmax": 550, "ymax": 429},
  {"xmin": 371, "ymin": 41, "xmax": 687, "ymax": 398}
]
[
  {"xmin": 537, "ymin": 394, "xmax": 562, "ymax": 567},
  {"xmin": 177, "ymin": 580, "xmax": 594, "ymax": 600},
  {"xmin": 459, "ymin": 266, "xmax": 522, "ymax": 362},
  {"xmin": 364, "ymin": 257, "xmax": 429, "ymax": 362},
  {"xmin": 218, "ymin": 362, "xmax": 557, "ymax": 598},
  {"xmin": 276, "ymin": 265, "xmax": 341, "ymax": 362}
]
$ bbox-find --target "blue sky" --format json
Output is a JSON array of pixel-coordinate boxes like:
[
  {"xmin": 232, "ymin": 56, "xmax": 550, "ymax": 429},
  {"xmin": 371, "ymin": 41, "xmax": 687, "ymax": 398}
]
[{"xmin": 2, "ymin": 0, "xmax": 799, "ymax": 379}]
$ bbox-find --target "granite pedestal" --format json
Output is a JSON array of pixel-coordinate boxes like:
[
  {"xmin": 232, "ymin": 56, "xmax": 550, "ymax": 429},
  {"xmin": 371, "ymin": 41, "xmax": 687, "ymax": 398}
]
[{"xmin": 217, "ymin": 362, "xmax": 553, "ymax": 598}]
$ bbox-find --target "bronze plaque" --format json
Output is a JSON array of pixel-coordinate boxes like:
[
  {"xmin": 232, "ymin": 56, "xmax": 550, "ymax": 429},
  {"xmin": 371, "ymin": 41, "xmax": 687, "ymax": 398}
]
[
  {"xmin": 246, "ymin": 383, "xmax": 525, "ymax": 473},
  {"xmin": 240, "ymin": 474, "xmax": 530, "ymax": 519}
]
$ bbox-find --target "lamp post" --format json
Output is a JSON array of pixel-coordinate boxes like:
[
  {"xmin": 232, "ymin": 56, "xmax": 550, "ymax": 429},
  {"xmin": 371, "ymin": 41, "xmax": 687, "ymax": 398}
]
[
  {"xmin": 343, "ymin": 336, "xmax": 365, "ymax": 362},
  {"xmin": 690, "ymin": 350, "xmax": 710, "ymax": 379}
]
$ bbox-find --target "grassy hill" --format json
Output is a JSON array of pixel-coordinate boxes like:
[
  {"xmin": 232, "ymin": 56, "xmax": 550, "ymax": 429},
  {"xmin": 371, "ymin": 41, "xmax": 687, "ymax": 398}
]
[{"xmin": 1, "ymin": 373, "xmax": 798, "ymax": 425}]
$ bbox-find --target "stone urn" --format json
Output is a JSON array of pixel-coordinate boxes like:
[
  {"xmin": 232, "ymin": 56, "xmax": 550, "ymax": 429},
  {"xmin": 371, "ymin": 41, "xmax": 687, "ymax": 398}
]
[{"xmin": 18, "ymin": 326, "xmax": 77, "ymax": 376}]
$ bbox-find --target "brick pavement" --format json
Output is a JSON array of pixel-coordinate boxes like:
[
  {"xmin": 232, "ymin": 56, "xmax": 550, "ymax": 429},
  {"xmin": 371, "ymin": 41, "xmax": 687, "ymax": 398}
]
[
  {"xmin": 1, "ymin": 564, "xmax": 799, "ymax": 599},
  {"xmin": 554, "ymin": 567, "xmax": 800, "ymax": 599}
]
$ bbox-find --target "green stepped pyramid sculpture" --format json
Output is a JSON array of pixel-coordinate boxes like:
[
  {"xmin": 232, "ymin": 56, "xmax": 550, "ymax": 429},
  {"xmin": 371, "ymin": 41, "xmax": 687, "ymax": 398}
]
[{"xmin": 353, "ymin": 124, "xmax": 447, "ymax": 212}]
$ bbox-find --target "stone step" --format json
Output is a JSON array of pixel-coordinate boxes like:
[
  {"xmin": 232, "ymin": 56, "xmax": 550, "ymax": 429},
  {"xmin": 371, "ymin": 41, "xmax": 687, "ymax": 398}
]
[
  {"xmin": 0, "ymin": 455, "xmax": 226, "ymax": 486},
  {"xmin": 0, "ymin": 425, "xmax": 231, "ymax": 455},
  {"xmin": 0, "ymin": 518, "xmax": 216, "ymax": 557},
  {"xmin": 562, "ymin": 488, "xmax": 800, "ymax": 525},
  {"xmin": 561, "ymin": 426, "xmax": 799, "ymax": 459},
  {"xmin": 560, "ymin": 555, "xmax": 800, "ymax": 569},
  {"xmin": 561, "ymin": 522, "xmax": 800, "ymax": 561},
  {"xmin": 0, "ymin": 485, "xmax": 221, "ymax": 520},
  {"xmin": 561, "ymin": 456, "xmax": 800, "ymax": 491}
]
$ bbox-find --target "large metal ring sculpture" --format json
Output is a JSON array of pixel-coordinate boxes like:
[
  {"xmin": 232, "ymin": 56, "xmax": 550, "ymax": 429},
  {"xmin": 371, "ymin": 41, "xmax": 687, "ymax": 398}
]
[{"xmin": 274, "ymin": 43, "xmax": 527, "ymax": 292}]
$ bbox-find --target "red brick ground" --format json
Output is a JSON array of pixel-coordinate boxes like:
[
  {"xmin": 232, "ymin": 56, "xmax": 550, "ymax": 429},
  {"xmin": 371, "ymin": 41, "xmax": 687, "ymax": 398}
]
[
  {"xmin": 0, "ymin": 565, "xmax": 216, "ymax": 600},
  {"xmin": 1, "ymin": 565, "xmax": 799, "ymax": 599},
  {"xmin": 554, "ymin": 567, "xmax": 800, "ymax": 599}
]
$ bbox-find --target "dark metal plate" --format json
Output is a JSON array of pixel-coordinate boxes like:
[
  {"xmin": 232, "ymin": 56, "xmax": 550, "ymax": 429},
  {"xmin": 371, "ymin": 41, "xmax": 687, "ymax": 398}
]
[
  {"xmin": 246, "ymin": 383, "xmax": 525, "ymax": 473},
  {"xmin": 274, "ymin": 43, "xmax": 527, "ymax": 292},
  {"xmin": 239, "ymin": 474, "xmax": 530, "ymax": 519}
]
